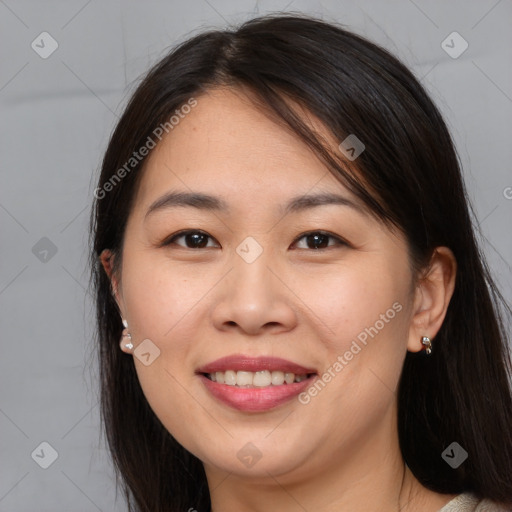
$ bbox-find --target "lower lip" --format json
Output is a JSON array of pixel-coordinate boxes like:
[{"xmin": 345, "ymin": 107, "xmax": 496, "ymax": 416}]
[{"xmin": 198, "ymin": 374, "xmax": 316, "ymax": 412}]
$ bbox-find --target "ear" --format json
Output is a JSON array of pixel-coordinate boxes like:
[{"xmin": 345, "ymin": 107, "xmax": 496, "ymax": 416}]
[
  {"xmin": 99, "ymin": 249, "xmax": 123, "ymax": 314},
  {"xmin": 407, "ymin": 247, "xmax": 457, "ymax": 353}
]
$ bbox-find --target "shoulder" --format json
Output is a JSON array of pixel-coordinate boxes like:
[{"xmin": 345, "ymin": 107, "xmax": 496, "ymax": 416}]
[
  {"xmin": 438, "ymin": 493, "xmax": 512, "ymax": 511},
  {"xmin": 474, "ymin": 498, "xmax": 512, "ymax": 512}
]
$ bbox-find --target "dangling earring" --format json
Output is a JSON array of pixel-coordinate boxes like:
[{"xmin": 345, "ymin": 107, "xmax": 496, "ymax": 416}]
[
  {"xmin": 120, "ymin": 318, "xmax": 133, "ymax": 351},
  {"xmin": 421, "ymin": 336, "xmax": 432, "ymax": 355}
]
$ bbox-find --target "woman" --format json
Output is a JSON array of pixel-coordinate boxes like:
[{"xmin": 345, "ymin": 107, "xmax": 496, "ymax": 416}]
[{"xmin": 89, "ymin": 14, "xmax": 512, "ymax": 512}]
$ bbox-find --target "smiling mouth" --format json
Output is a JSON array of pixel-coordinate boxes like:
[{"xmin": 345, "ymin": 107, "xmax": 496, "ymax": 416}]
[{"xmin": 203, "ymin": 370, "xmax": 317, "ymax": 387}]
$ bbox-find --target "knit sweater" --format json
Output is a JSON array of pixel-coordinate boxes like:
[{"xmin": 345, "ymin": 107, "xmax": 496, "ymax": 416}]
[{"xmin": 438, "ymin": 493, "xmax": 511, "ymax": 511}]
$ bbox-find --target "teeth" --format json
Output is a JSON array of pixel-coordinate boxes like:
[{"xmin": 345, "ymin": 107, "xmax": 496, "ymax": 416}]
[
  {"xmin": 236, "ymin": 371, "xmax": 253, "ymax": 386},
  {"xmin": 253, "ymin": 370, "xmax": 271, "ymax": 387},
  {"xmin": 271, "ymin": 371, "xmax": 285, "ymax": 386},
  {"xmin": 206, "ymin": 370, "xmax": 311, "ymax": 387},
  {"xmin": 224, "ymin": 370, "xmax": 237, "ymax": 386}
]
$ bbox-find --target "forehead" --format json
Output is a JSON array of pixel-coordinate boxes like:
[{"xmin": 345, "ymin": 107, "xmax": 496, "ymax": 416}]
[{"xmin": 134, "ymin": 87, "xmax": 356, "ymax": 211}]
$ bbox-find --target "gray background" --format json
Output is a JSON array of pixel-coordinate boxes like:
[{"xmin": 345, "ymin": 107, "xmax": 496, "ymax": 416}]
[{"xmin": 1, "ymin": 0, "xmax": 511, "ymax": 510}]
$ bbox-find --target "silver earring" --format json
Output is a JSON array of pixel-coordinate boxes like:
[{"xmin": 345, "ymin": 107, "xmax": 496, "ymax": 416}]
[
  {"xmin": 120, "ymin": 318, "xmax": 133, "ymax": 351},
  {"xmin": 421, "ymin": 336, "xmax": 432, "ymax": 355}
]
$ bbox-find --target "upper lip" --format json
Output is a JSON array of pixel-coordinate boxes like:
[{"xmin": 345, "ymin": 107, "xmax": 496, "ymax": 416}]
[{"xmin": 196, "ymin": 355, "xmax": 317, "ymax": 375}]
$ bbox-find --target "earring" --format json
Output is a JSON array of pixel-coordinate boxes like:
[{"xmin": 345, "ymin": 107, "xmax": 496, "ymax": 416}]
[
  {"xmin": 120, "ymin": 318, "xmax": 133, "ymax": 351},
  {"xmin": 421, "ymin": 336, "xmax": 432, "ymax": 355}
]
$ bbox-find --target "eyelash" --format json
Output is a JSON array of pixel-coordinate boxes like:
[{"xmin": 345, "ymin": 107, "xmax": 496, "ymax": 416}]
[{"xmin": 160, "ymin": 229, "xmax": 349, "ymax": 251}]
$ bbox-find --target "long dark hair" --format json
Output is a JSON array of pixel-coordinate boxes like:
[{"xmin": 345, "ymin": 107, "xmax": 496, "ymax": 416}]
[{"xmin": 89, "ymin": 13, "xmax": 512, "ymax": 511}]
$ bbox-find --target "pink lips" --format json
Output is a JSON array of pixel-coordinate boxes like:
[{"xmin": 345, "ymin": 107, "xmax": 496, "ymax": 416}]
[
  {"xmin": 196, "ymin": 354, "xmax": 317, "ymax": 412},
  {"xmin": 196, "ymin": 355, "xmax": 316, "ymax": 374}
]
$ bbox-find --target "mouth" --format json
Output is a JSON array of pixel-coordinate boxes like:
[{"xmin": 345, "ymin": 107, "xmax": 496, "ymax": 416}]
[
  {"xmin": 196, "ymin": 355, "xmax": 318, "ymax": 412},
  {"xmin": 203, "ymin": 370, "xmax": 316, "ymax": 387}
]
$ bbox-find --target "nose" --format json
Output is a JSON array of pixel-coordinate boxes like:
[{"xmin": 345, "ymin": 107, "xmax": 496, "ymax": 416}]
[{"xmin": 211, "ymin": 250, "xmax": 298, "ymax": 336}]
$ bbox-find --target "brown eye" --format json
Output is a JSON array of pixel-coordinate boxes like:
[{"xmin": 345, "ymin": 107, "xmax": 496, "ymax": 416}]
[
  {"xmin": 163, "ymin": 230, "xmax": 219, "ymax": 249},
  {"xmin": 292, "ymin": 231, "xmax": 347, "ymax": 250},
  {"xmin": 161, "ymin": 230, "xmax": 347, "ymax": 250}
]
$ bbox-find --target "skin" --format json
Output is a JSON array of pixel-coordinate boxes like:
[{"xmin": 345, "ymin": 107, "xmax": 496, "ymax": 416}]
[{"xmin": 101, "ymin": 87, "xmax": 457, "ymax": 512}]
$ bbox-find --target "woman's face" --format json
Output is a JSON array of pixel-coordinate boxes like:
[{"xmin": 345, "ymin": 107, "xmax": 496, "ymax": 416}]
[{"xmin": 109, "ymin": 87, "xmax": 420, "ymax": 484}]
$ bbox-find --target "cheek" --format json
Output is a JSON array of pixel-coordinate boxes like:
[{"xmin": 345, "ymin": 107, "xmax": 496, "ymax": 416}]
[
  {"xmin": 122, "ymin": 247, "xmax": 412, "ymax": 392},
  {"xmin": 299, "ymin": 259, "xmax": 410, "ymax": 350},
  {"xmin": 296, "ymin": 260, "xmax": 411, "ymax": 414},
  {"xmin": 119, "ymin": 252, "xmax": 219, "ymax": 452},
  {"xmin": 120, "ymin": 249, "xmax": 217, "ymax": 344}
]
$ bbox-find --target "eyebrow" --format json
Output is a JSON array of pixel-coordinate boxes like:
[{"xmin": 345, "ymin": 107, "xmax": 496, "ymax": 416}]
[{"xmin": 144, "ymin": 190, "xmax": 366, "ymax": 220}]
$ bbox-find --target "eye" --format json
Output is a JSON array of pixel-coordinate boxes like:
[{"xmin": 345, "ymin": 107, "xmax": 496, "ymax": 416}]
[
  {"xmin": 162, "ymin": 230, "xmax": 220, "ymax": 249},
  {"xmin": 160, "ymin": 229, "xmax": 348, "ymax": 251},
  {"xmin": 291, "ymin": 231, "xmax": 347, "ymax": 250}
]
